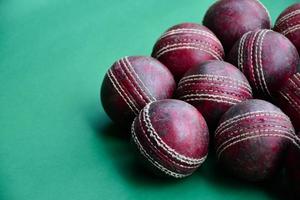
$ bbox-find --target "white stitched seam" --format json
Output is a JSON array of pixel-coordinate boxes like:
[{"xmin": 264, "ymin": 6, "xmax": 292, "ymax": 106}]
[
  {"xmin": 131, "ymin": 119, "xmax": 188, "ymax": 178},
  {"xmin": 282, "ymin": 24, "xmax": 300, "ymax": 35},
  {"xmin": 179, "ymin": 89, "xmax": 250, "ymax": 99},
  {"xmin": 179, "ymin": 75, "xmax": 252, "ymax": 92},
  {"xmin": 256, "ymin": 30, "xmax": 272, "ymax": 96},
  {"xmin": 142, "ymin": 103, "xmax": 207, "ymax": 165},
  {"xmin": 178, "ymin": 82, "xmax": 252, "ymax": 97},
  {"xmin": 154, "ymin": 40, "xmax": 224, "ymax": 56},
  {"xmin": 107, "ymin": 69, "xmax": 139, "ymax": 115},
  {"xmin": 124, "ymin": 57, "xmax": 156, "ymax": 101},
  {"xmin": 216, "ymin": 117, "xmax": 293, "ymax": 139},
  {"xmin": 119, "ymin": 59, "xmax": 148, "ymax": 105},
  {"xmin": 215, "ymin": 111, "xmax": 288, "ymax": 136},
  {"xmin": 155, "ymin": 43, "xmax": 222, "ymax": 60},
  {"xmin": 180, "ymin": 74, "xmax": 251, "ymax": 88},
  {"xmin": 216, "ymin": 127, "xmax": 295, "ymax": 154},
  {"xmin": 180, "ymin": 93, "xmax": 242, "ymax": 104},
  {"xmin": 280, "ymin": 91, "xmax": 300, "ymax": 114},
  {"xmin": 138, "ymin": 113, "xmax": 200, "ymax": 169},
  {"xmin": 276, "ymin": 9, "xmax": 300, "ymax": 26},
  {"xmin": 217, "ymin": 133, "xmax": 297, "ymax": 159},
  {"xmin": 238, "ymin": 32, "xmax": 250, "ymax": 73},
  {"xmin": 159, "ymin": 28, "xmax": 222, "ymax": 46},
  {"xmin": 249, "ymin": 30, "xmax": 260, "ymax": 90},
  {"xmin": 293, "ymin": 73, "xmax": 300, "ymax": 84}
]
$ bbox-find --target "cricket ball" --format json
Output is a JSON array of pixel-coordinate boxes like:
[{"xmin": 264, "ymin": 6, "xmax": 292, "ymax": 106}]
[
  {"xmin": 101, "ymin": 56, "xmax": 176, "ymax": 126},
  {"xmin": 152, "ymin": 23, "xmax": 224, "ymax": 81},
  {"xmin": 286, "ymin": 134, "xmax": 300, "ymax": 199},
  {"xmin": 276, "ymin": 72, "xmax": 300, "ymax": 132},
  {"xmin": 203, "ymin": 0, "xmax": 271, "ymax": 53},
  {"xmin": 176, "ymin": 60, "xmax": 252, "ymax": 129},
  {"xmin": 274, "ymin": 3, "xmax": 300, "ymax": 55},
  {"xmin": 215, "ymin": 99, "xmax": 295, "ymax": 181},
  {"xmin": 131, "ymin": 99, "xmax": 209, "ymax": 178},
  {"xmin": 227, "ymin": 29, "xmax": 299, "ymax": 98}
]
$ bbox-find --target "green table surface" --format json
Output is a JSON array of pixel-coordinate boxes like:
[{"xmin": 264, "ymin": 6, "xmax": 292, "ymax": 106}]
[{"xmin": 0, "ymin": 0, "xmax": 298, "ymax": 199}]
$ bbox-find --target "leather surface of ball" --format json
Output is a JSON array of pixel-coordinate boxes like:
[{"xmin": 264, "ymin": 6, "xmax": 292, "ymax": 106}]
[
  {"xmin": 131, "ymin": 99, "xmax": 209, "ymax": 178},
  {"xmin": 176, "ymin": 60, "xmax": 252, "ymax": 129},
  {"xmin": 215, "ymin": 99, "xmax": 295, "ymax": 181},
  {"xmin": 101, "ymin": 56, "xmax": 176, "ymax": 127},
  {"xmin": 276, "ymin": 72, "xmax": 300, "ymax": 132},
  {"xmin": 203, "ymin": 0, "xmax": 271, "ymax": 53},
  {"xmin": 274, "ymin": 3, "xmax": 300, "ymax": 55},
  {"xmin": 152, "ymin": 23, "xmax": 224, "ymax": 81},
  {"xmin": 227, "ymin": 29, "xmax": 299, "ymax": 98},
  {"xmin": 286, "ymin": 135, "xmax": 300, "ymax": 199}
]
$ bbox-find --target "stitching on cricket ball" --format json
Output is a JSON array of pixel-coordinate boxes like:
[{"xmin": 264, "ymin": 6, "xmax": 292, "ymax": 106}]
[
  {"xmin": 142, "ymin": 103, "xmax": 207, "ymax": 165},
  {"xmin": 178, "ymin": 74, "xmax": 252, "ymax": 93},
  {"xmin": 180, "ymin": 94, "xmax": 240, "ymax": 105},
  {"xmin": 215, "ymin": 111, "xmax": 289, "ymax": 136},
  {"xmin": 178, "ymin": 82, "xmax": 251, "ymax": 95},
  {"xmin": 217, "ymin": 133, "xmax": 297, "ymax": 159},
  {"xmin": 131, "ymin": 119, "xmax": 188, "ymax": 178},
  {"xmin": 107, "ymin": 69, "xmax": 139, "ymax": 115},
  {"xmin": 154, "ymin": 42, "xmax": 223, "ymax": 60},
  {"xmin": 138, "ymin": 111, "xmax": 200, "ymax": 169},
  {"xmin": 216, "ymin": 124, "xmax": 295, "ymax": 146},
  {"xmin": 118, "ymin": 59, "xmax": 148, "ymax": 104},
  {"xmin": 180, "ymin": 74, "xmax": 251, "ymax": 88},
  {"xmin": 159, "ymin": 28, "xmax": 223, "ymax": 47},
  {"xmin": 280, "ymin": 91, "xmax": 300, "ymax": 114},
  {"xmin": 249, "ymin": 30, "xmax": 260, "ymax": 91},
  {"xmin": 238, "ymin": 31, "xmax": 251, "ymax": 73},
  {"xmin": 179, "ymin": 89, "xmax": 250, "ymax": 99},
  {"xmin": 293, "ymin": 73, "xmax": 300, "ymax": 84},
  {"xmin": 217, "ymin": 129, "xmax": 295, "ymax": 156},
  {"xmin": 276, "ymin": 9, "xmax": 300, "ymax": 27},
  {"xmin": 255, "ymin": 30, "xmax": 271, "ymax": 96},
  {"xmin": 123, "ymin": 57, "xmax": 156, "ymax": 102},
  {"xmin": 282, "ymin": 24, "xmax": 300, "ymax": 35},
  {"xmin": 155, "ymin": 38, "xmax": 224, "ymax": 57}
]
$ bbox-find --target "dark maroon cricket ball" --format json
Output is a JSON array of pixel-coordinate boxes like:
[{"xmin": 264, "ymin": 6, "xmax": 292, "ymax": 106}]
[
  {"xmin": 101, "ymin": 56, "xmax": 176, "ymax": 127},
  {"xmin": 152, "ymin": 23, "xmax": 224, "ymax": 81},
  {"xmin": 274, "ymin": 3, "xmax": 300, "ymax": 55},
  {"xmin": 176, "ymin": 60, "xmax": 252, "ymax": 129},
  {"xmin": 276, "ymin": 72, "xmax": 300, "ymax": 132},
  {"xmin": 131, "ymin": 99, "xmax": 209, "ymax": 178},
  {"xmin": 215, "ymin": 99, "xmax": 295, "ymax": 181},
  {"xmin": 286, "ymin": 135, "xmax": 300, "ymax": 199},
  {"xmin": 203, "ymin": 0, "xmax": 271, "ymax": 53},
  {"xmin": 227, "ymin": 29, "xmax": 299, "ymax": 98}
]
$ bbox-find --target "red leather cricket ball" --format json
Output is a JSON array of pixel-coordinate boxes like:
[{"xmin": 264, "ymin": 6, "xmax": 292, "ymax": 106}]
[
  {"xmin": 286, "ymin": 134, "xmax": 300, "ymax": 199},
  {"xmin": 131, "ymin": 99, "xmax": 209, "ymax": 178},
  {"xmin": 215, "ymin": 99, "xmax": 295, "ymax": 181},
  {"xmin": 152, "ymin": 23, "xmax": 224, "ymax": 81},
  {"xmin": 101, "ymin": 56, "xmax": 176, "ymax": 126},
  {"xmin": 203, "ymin": 0, "xmax": 271, "ymax": 53},
  {"xmin": 176, "ymin": 60, "xmax": 252, "ymax": 129},
  {"xmin": 227, "ymin": 29, "xmax": 299, "ymax": 98},
  {"xmin": 274, "ymin": 3, "xmax": 300, "ymax": 55},
  {"xmin": 276, "ymin": 72, "xmax": 300, "ymax": 132}
]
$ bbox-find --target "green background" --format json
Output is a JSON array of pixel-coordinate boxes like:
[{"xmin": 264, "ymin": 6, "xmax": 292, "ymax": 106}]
[{"xmin": 0, "ymin": 0, "xmax": 298, "ymax": 199}]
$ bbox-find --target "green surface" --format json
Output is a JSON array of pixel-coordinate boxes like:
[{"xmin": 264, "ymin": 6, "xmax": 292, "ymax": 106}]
[{"xmin": 0, "ymin": 0, "xmax": 298, "ymax": 199}]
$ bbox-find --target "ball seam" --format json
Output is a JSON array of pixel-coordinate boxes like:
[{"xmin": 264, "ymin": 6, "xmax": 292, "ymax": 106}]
[
  {"xmin": 106, "ymin": 69, "xmax": 139, "ymax": 115},
  {"xmin": 131, "ymin": 119, "xmax": 188, "ymax": 178},
  {"xmin": 142, "ymin": 103, "xmax": 207, "ymax": 164},
  {"xmin": 124, "ymin": 57, "xmax": 156, "ymax": 102}
]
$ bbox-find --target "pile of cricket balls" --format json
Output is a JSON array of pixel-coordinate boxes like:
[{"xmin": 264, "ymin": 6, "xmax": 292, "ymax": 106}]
[{"xmin": 101, "ymin": 0, "xmax": 300, "ymax": 198}]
